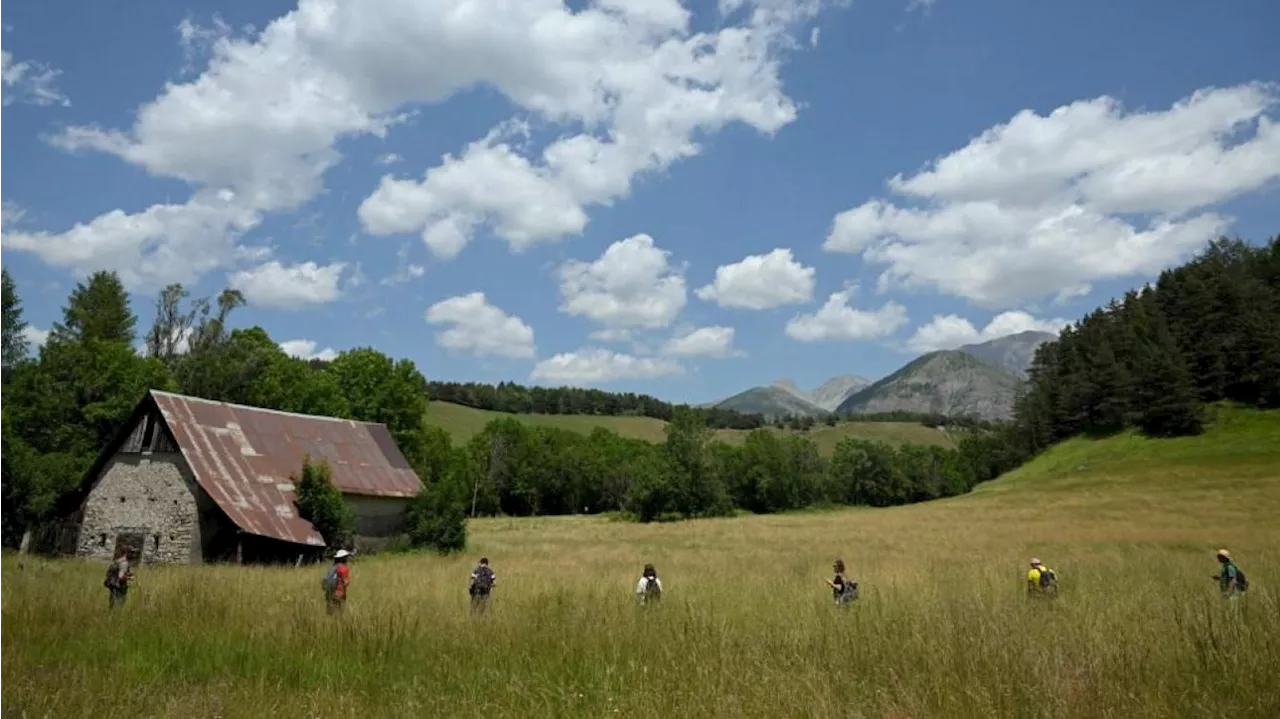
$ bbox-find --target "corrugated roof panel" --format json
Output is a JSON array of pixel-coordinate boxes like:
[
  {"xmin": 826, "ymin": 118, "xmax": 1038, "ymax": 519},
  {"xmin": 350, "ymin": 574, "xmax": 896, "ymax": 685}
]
[{"xmin": 151, "ymin": 390, "xmax": 424, "ymax": 546}]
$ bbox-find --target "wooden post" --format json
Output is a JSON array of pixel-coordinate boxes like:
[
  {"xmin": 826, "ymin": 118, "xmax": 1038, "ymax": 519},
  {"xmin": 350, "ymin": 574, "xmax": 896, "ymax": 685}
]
[
  {"xmin": 235, "ymin": 532, "xmax": 244, "ymax": 565},
  {"xmin": 475, "ymin": 435, "xmax": 502, "ymax": 518},
  {"xmin": 17, "ymin": 529, "xmax": 32, "ymax": 571}
]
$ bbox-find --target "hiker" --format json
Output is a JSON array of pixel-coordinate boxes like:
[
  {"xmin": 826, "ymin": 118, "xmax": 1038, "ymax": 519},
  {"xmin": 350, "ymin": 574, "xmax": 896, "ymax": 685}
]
[
  {"xmin": 321, "ymin": 549, "xmax": 352, "ymax": 615},
  {"xmin": 1213, "ymin": 549, "xmax": 1248, "ymax": 602},
  {"xmin": 469, "ymin": 557, "xmax": 496, "ymax": 614},
  {"xmin": 636, "ymin": 563, "xmax": 663, "ymax": 605},
  {"xmin": 103, "ymin": 551, "xmax": 133, "ymax": 609},
  {"xmin": 825, "ymin": 558, "xmax": 858, "ymax": 606},
  {"xmin": 1026, "ymin": 558, "xmax": 1058, "ymax": 599}
]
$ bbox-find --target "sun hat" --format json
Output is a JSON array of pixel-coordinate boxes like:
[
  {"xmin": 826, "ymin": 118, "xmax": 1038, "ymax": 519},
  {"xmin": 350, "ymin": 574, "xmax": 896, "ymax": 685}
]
[{"xmin": 334, "ymin": 549, "xmax": 352, "ymax": 559}]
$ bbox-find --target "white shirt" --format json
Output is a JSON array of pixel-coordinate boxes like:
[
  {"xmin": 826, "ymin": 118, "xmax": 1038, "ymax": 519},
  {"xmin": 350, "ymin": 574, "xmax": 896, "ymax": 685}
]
[{"xmin": 636, "ymin": 576, "xmax": 662, "ymax": 594}]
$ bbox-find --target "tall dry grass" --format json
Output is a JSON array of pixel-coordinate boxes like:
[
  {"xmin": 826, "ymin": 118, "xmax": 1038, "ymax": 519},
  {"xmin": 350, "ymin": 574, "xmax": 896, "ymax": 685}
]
[{"xmin": 4, "ymin": 409, "xmax": 1279, "ymax": 718}]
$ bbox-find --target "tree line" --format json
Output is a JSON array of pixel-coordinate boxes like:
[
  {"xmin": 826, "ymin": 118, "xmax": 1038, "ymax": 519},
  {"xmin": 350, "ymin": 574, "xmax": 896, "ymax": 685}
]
[
  {"xmin": 961, "ymin": 236, "xmax": 1280, "ymax": 481},
  {"xmin": 442, "ymin": 410, "xmax": 1000, "ymax": 521},
  {"xmin": 767, "ymin": 411, "xmax": 1002, "ymax": 432},
  {"xmin": 419, "ymin": 380, "xmax": 768, "ymax": 430},
  {"xmin": 0, "ymin": 268, "xmax": 1008, "ymax": 547}
]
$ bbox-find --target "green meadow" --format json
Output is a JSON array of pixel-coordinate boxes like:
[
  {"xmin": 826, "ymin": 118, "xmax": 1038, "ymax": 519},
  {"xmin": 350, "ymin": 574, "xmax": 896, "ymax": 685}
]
[{"xmin": 4, "ymin": 406, "xmax": 1278, "ymax": 718}]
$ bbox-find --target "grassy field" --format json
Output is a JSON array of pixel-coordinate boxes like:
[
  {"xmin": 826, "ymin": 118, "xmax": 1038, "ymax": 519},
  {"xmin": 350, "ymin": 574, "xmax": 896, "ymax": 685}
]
[
  {"xmin": 4, "ymin": 405, "xmax": 1279, "ymax": 718},
  {"xmin": 424, "ymin": 400, "xmax": 955, "ymax": 452}
]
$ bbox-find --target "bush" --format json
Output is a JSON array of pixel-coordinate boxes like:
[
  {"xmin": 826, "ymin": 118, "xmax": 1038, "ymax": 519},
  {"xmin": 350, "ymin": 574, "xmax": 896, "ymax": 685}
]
[
  {"xmin": 293, "ymin": 454, "xmax": 355, "ymax": 549},
  {"xmin": 405, "ymin": 453, "xmax": 469, "ymax": 554}
]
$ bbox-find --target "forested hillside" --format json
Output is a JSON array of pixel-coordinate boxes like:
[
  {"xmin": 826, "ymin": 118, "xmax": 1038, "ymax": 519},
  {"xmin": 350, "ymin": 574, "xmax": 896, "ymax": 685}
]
[
  {"xmin": 423, "ymin": 380, "xmax": 767, "ymax": 430},
  {"xmin": 967, "ymin": 236, "xmax": 1280, "ymax": 477}
]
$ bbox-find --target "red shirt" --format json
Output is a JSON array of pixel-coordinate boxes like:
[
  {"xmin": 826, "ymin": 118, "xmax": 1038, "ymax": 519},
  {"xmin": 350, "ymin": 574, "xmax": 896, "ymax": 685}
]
[{"xmin": 333, "ymin": 563, "xmax": 351, "ymax": 598}]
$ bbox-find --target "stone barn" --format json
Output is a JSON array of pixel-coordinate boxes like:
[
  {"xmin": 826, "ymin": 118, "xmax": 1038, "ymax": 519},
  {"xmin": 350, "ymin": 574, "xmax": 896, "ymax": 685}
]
[{"xmin": 73, "ymin": 390, "xmax": 423, "ymax": 564}]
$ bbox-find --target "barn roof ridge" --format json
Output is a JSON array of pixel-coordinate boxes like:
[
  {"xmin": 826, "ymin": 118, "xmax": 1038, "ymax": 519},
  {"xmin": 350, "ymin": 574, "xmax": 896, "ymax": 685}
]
[{"xmin": 148, "ymin": 389, "xmax": 384, "ymax": 428}]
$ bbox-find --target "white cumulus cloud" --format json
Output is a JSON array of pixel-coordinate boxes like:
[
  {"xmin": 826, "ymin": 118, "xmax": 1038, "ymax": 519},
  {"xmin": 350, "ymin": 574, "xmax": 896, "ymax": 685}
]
[
  {"xmin": 661, "ymin": 326, "xmax": 742, "ymax": 357},
  {"xmin": 784, "ymin": 287, "xmax": 908, "ymax": 342},
  {"xmin": 906, "ymin": 311, "xmax": 1069, "ymax": 353},
  {"xmin": 2, "ymin": 50, "xmax": 70, "ymax": 107},
  {"xmin": 425, "ymin": 291, "xmax": 536, "ymax": 359},
  {"xmin": 558, "ymin": 234, "xmax": 687, "ymax": 329},
  {"xmin": 279, "ymin": 338, "xmax": 339, "ymax": 361},
  {"xmin": 695, "ymin": 247, "xmax": 815, "ymax": 309},
  {"xmin": 824, "ymin": 83, "xmax": 1280, "ymax": 308},
  {"xmin": 22, "ymin": 326, "xmax": 50, "ymax": 350},
  {"xmin": 10, "ymin": 0, "xmax": 831, "ymax": 287},
  {"xmin": 228, "ymin": 260, "xmax": 347, "ymax": 310},
  {"xmin": 531, "ymin": 347, "xmax": 683, "ymax": 385},
  {"xmin": 354, "ymin": 0, "xmax": 827, "ymax": 257},
  {"xmin": 2, "ymin": 194, "xmax": 262, "ymax": 289}
]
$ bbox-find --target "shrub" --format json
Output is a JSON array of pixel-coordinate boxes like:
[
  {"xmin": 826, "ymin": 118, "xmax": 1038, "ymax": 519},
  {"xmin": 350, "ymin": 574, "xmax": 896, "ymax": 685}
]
[
  {"xmin": 405, "ymin": 452, "xmax": 469, "ymax": 554},
  {"xmin": 293, "ymin": 454, "xmax": 354, "ymax": 549}
]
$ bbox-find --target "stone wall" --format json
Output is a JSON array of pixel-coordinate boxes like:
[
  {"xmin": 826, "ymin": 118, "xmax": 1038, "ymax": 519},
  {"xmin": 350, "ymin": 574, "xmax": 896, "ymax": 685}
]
[{"xmin": 76, "ymin": 453, "xmax": 203, "ymax": 564}]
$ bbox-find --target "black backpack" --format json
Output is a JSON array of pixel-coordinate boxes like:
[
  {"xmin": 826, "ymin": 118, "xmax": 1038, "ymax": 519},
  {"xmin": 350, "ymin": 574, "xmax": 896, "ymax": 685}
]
[
  {"xmin": 1233, "ymin": 564, "xmax": 1249, "ymax": 592},
  {"xmin": 644, "ymin": 576, "xmax": 662, "ymax": 599},
  {"xmin": 104, "ymin": 561, "xmax": 126, "ymax": 589},
  {"xmin": 1039, "ymin": 568, "xmax": 1057, "ymax": 590},
  {"xmin": 472, "ymin": 565, "xmax": 494, "ymax": 593},
  {"xmin": 842, "ymin": 578, "xmax": 859, "ymax": 601}
]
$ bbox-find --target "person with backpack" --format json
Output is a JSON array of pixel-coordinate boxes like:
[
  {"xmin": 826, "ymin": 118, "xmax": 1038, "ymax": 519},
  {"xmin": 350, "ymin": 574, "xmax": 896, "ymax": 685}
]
[
  {"xmin": 1026, "ymin": 558, "xmax": 1058, "ymax": 599},
  {"xmin": 825, "ymin": 558, "xmax": 858, "ymax": 606},
  {"xmin": 321, "ymin": 549, "xmax": 352, "ymax": 615},
  {"xmin": 103, "ymin": 551, "xmax": 133, "ymax": 609},
  {"xmin": 469, "ymin": 557, "xmax": 496, "ymax": 614},
  {"xmin": 636, "ymin": 563, "xmax": 663, "ymax": 606},
  {"xmin": 1213, "ymin": 549, "xmax": 1248, "ymax": 603}
]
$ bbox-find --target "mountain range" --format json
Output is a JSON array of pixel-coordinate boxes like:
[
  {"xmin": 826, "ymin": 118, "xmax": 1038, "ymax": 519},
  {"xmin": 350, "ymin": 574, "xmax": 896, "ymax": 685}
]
[
  {"xmin": 714, "ymin": 375, "xmax": 871, "ymax": 418},
  {"xmin": 711, "ymin": 330, "xmax": 1055, "ymax": 421}
]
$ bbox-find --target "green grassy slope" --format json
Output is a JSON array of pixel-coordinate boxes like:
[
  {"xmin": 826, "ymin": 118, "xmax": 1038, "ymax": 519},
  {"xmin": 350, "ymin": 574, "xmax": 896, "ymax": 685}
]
[
  {"xmin": 424, "ymin": 400, "xmax": 955, "ymax": 452},
  {"xmin": 974, "ymin": 404, "xmax": 1280, "ymax": 497}
]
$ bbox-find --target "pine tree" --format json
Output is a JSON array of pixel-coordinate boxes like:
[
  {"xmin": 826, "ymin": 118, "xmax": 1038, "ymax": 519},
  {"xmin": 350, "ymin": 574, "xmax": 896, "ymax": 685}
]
[
  {"xmin": 1133, "ymin": 297, "xmax": 1202, "ymax": 437},
  {"xmin": 2, "ymin": 268, "xmax": 30, "ymax": 367},
  {"xmin": 49, "ymin": 271, "xmax": 138, "ymax": 346}
]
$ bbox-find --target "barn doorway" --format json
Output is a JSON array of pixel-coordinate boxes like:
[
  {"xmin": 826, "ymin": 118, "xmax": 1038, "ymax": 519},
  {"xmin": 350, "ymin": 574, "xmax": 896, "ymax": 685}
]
[{"xmin": 112, "ymin": 531, "xmax": 146, "ymax": 564}]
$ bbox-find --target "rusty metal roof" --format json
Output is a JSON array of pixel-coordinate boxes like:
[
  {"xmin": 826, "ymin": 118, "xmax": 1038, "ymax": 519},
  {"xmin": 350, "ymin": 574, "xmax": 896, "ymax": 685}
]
[{"xmin": 151, "ymin": 390, "xmax": 423, "ymax": 546}]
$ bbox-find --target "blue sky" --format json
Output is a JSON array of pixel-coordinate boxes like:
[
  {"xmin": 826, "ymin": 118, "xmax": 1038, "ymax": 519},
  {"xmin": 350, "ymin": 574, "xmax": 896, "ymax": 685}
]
[{"xmin": 3, "ymin": 0, "xmax": 1278, "ymax": 405}]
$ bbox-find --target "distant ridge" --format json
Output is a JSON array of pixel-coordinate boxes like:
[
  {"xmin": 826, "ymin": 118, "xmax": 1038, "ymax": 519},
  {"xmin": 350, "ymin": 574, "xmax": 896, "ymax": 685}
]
[
  {"xmin": 835, "ymin": 350, "xmax": 1024, "ymax": 421},
  {"xmin": 708, "ymin": 331, "xmax": 1046, "ymax": 421},
  {"xmin": 709, "ymin": 375, "xmax": 869, "ymax": 419},
  {"xmin": 956, "ymin": 330, "xmax": 1056, "ymax": 377},
  {"xmin": 713, "ymin": 385, "xmax": 826, "ymax": 419}
]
